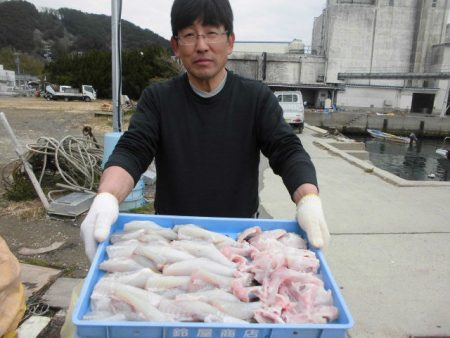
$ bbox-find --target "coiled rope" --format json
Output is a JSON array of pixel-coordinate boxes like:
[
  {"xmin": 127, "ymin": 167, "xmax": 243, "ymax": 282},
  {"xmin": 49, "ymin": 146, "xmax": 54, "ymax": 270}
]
[{"xmin": 3, "ymin": 135, "xmax": 105, "ymax": 201}]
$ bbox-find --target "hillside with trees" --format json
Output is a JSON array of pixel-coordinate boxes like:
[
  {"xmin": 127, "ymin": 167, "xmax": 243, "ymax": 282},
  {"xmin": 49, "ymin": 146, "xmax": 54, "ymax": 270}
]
[
  {"xmin": 0, "ymin": 0, "xmax": 171, "ymax": 58},
  {"xmin": 0, "ymin": 0, "xmax": 179, "ymax": 99},
  {"xmin": 0, "ymin": 1, "xmax": 42, "ymax": 53}
]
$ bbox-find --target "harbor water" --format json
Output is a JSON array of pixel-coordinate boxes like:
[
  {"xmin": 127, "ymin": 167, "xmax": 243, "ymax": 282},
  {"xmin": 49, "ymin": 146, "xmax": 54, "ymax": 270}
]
[{"xmin": 350, "ymin": 136, "xmax": 450, "ymax": 182}]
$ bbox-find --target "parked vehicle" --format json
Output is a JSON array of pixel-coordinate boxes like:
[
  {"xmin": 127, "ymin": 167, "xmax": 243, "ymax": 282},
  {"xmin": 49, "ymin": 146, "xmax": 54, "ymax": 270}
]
[
  {"xmin": 44, "ymin": 84, "xmax": 96, "ymax": 102},
  {"xmin": 275, "ymin": 91, "xmax": 305, "ymax": 133}
]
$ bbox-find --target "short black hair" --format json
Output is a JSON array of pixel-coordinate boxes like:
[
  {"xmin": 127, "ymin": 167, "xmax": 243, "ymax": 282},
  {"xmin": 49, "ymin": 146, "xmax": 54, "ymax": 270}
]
[{"xmin": 171, "ymin": 0, "xmax": 234, "ymax": 37}]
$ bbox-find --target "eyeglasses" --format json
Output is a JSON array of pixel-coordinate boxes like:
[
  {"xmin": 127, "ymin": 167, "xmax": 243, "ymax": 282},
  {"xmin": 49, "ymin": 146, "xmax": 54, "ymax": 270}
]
[{"xmin": 176, "ymin": 31, "xmax": 228, "ymax": 46}]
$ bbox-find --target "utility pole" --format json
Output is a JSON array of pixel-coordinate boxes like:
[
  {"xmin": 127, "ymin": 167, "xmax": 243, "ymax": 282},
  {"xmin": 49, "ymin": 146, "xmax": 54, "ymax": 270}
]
[
  {"xmin": 111, "ymin": 0, "xmax": 123, "ymax": 132},
  {"xmin": 14, "ymin": 53, "xmax": 20, "ymax": 75},
  {"xmin": 14, "ymin": 52, "xmax": 20, "ymax": 88},
  {"xmin": 102, "ymin": 0, "xmax": 145, "ymax": 211}
]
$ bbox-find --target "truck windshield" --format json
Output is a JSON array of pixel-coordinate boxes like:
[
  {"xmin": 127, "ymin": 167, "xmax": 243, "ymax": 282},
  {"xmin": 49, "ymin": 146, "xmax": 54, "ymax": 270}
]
[
  {"xmin": 277, "ymin": 94, "xmax": 298, "ymax": 103},
  {"xmin": 84, "ymin": 86, "xmax": 93, "ymax": 93}
]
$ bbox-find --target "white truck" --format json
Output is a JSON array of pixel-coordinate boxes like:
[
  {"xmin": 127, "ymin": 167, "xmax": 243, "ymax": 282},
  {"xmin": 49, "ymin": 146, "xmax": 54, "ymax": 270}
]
[
  {"xmin": 44, "ymin": 84, "xmax": 96, "ymax": 102},
  {"xmin": 275, "ymin": 90, "xmax": 305, "ymax": 133}
]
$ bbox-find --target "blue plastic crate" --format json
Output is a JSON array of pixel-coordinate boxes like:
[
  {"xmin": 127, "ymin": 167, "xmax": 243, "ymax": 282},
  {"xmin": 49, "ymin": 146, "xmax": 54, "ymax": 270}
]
[{"xmin": 73, "ymin": 213, "xmax": 354, "ymax": 338}]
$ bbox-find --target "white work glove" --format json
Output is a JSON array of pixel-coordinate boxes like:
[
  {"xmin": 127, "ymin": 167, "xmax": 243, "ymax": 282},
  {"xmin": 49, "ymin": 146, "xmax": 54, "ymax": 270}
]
[
  {"xmin": 80, "ymin": 192, "xmax": 119, "ymax": 261},
  {"xmin": 296, "ymin": 194, "xmax": 330, "ymax": 249}
]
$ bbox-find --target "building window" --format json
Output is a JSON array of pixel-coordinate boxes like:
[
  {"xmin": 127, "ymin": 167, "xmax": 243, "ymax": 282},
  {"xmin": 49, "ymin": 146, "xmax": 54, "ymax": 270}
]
[
  {"xmin": 389, "ymin": 0, "xmax": 394, "ymax": 6},
  {"xmin": 432, "ymin": 0, "xmax": 437, "ymax": 8}
]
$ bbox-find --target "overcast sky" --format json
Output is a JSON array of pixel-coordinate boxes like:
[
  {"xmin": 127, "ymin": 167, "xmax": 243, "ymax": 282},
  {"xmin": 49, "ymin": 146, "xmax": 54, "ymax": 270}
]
[{"xmin": 26, "ymin": 0, "xmax": 327, "ymax": 45}]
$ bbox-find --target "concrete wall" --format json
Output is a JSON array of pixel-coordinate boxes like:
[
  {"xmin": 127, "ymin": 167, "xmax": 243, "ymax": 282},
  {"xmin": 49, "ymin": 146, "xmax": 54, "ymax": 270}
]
[
  {"xmin": 300, "ymin": 56, "xmax": 326, "ymax": 84},
  {"xmin": 446, "ymin": 23, "xmax": 450, "ymax": 42},
  {"xmin": 233, "ymin": 40, "xmax": 306, "ymax": 54},
  {"xmin": 327, "ymin": 0, "xmax": 376, "ymax": 4},
  {"xmin": 410, "ymin": 0, "xmax": 450, "ymax": 76},
  {"xmin": 428, "ymin": 44, "xmax": 450, "ymax": 115},
  {"xmin": 305, "ymin": 110, "xmax": 450, "ymax": 137},
  {"xmin": 320, "ymin": 2, "xmax": 423, "ymax": 85},
  {"xmin": 430, "ymin": 43, "xmax": 450, "ymax": 70},
  {"xmin": 265, "ymin": 58, "xmax": 301, "ymax": 84},
  {"xmin": 370, "ymin": 4, "xmax": 416, "ymax": 74},
  {"xmin": 227, "ymin": 52, "xmax": 327, "ymax": 86},
  {"xmin": 324, "ymin": 5, "xmax": 377, "ymax": 83},
  {"xmin": 336, "ymin": 86, "xmax": 416, "ymax": 111},
  {"xmin": 233, "ymin": 42, "xmax": 290, "ymax": 54},
  {"xmin": 313, "ymin": 1, "xmax": 449, "ymax": 79},
  {"xmin": 227, "ymin": 53, "xmax": 259, "ymax": 80},
  {"xmin": 336, "ymin": 85, "xmax": 450, "ymax": 115},
  {"xmin": 433, "ymin": 78, "xmax": 450, "ymax": 116},
  {"xmin": 312, "ymin": 12, "xmax": 325, "ymax": 55}
]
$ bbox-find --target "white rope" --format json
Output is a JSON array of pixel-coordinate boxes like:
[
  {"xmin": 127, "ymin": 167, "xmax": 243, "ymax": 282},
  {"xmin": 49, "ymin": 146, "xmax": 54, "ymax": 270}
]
[{"xmin": 24, "ymin": 136, "xmax": 103, "ymax": 201}]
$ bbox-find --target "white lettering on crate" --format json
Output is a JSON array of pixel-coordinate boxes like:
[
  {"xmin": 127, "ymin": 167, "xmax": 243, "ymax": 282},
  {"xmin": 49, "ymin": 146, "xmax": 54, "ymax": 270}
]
[
  {"xmin": 197, "ymin": 329, "xmax": 213, "ymax": 337},
  {"xmin": 243, "ymin": 330, "xmax": 259, "ymax": 338},
  {"xmin": 172, "ymin": 328, "xmax": 189, "ymax": 337},
  {"xmin": 220, "ymin": 329, "xmax": 236, "ymax": 338}
]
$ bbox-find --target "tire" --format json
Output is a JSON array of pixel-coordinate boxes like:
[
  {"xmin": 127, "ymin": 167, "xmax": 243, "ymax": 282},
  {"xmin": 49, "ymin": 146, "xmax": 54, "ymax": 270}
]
[
  {"xmin": 298, "ymin": 123, "xmax": 304, "ymax": 134},
  {"xmin": 84, "ymin": 96, "xmax": 91, "ymax": 102},
  {"xmin": 64, "ymin": 97, "xmax": 69, "ymax": 102},
  {"xmin": 289, "ymin": 124, "xmax": 300, "ymax": 133}
]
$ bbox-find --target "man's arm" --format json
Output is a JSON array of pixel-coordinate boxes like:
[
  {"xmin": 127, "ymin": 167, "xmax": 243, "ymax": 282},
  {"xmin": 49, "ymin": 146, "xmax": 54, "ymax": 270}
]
[
  {"xmin": 292, "ymin": 183, "xmax": 319, "ymax": 204},
  {"xmin": 97, "ymin": 166, "xmax": 135, "ymax": 203},
  {"xmin": 254, "ymin": 86, "xmax": 327, "ymax": 247}
]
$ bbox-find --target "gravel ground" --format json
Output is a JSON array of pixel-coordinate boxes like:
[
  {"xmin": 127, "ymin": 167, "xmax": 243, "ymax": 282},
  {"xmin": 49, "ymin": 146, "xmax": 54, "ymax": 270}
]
[{"xmin": 0, "ymin": 96, "xmax": 121, "ymax": 277}]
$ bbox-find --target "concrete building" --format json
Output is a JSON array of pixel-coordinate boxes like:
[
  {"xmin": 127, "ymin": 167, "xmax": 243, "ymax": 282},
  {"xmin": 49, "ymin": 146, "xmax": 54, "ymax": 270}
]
[
  {"xmin": 227, "ymin": 0, "xmax": 450, "ymax": 116},
  {"xmin": 0, "ymin": 64, "xmax": 16, "ymax": 95},
  {"xmin": 227, "ymin": 45, "xmax": 333, "ymax": 109},
  {"xmin": 314, "ymin": 0, "xmax": 450, "ymax": 116}
]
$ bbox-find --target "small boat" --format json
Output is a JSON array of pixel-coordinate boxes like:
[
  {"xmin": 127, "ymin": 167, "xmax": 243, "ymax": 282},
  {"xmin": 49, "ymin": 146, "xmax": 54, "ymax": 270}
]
[
  {"xmin": 366, "ymin": 129, "xmax": 411, "ymax": 144},
  {"xmin": 436, "ymin": 137, "xmax": 450, "ymax": 159}
]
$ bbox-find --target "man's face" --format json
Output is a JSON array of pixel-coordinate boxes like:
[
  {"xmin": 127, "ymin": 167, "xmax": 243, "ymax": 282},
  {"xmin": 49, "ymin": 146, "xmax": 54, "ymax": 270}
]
[{"xmin": 171, "ymin": 21, "xmax": 235, "ymax": 90}]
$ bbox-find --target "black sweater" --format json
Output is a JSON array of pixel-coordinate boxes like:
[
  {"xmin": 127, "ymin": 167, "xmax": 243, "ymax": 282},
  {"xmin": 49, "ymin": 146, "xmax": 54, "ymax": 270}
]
[{"xmin": 105, "ymin": 71, "xmax": 317, "ymax": 217}]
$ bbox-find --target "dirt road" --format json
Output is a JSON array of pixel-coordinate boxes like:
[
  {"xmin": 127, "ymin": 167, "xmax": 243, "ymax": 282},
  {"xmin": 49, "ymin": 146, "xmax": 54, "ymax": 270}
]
[
  {"xmin": 0, "ymin": 96, "xmax": 116, "ymax": 277},
  {"xmin": 0, "ymin": 97, "xmax": 113, "ymax": 165}
]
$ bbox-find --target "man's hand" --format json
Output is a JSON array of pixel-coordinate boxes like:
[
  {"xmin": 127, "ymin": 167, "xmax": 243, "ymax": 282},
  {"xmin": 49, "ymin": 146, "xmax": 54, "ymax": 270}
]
[
  {"xmin": 296, "ymin": 194, "xmax": 330, "ymax": 249},
  {"xmin": 80, "ymin": 192, "xmax": 119, "ymax": 261}
]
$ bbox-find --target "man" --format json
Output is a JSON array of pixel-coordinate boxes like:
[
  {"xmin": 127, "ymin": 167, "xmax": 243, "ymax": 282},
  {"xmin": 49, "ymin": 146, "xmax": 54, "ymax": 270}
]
[{"xmin": 81, "ymin": 0, "xmax": 329, "ymax": 261}]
